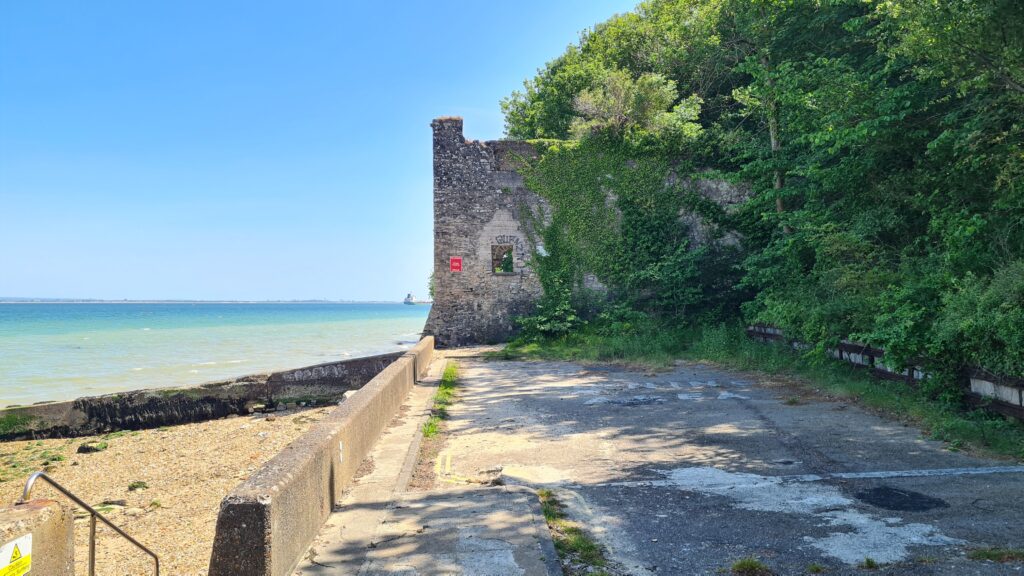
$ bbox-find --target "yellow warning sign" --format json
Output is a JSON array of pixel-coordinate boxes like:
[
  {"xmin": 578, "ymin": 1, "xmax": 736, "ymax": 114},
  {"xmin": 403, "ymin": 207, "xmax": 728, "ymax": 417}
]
[
  {"xmin": 0, "ymin": 555, "xmax": 29, "ymax": 576},
  {"xmin": 0, "ymin": 534, "xmax": 31, "ymax": 576}
]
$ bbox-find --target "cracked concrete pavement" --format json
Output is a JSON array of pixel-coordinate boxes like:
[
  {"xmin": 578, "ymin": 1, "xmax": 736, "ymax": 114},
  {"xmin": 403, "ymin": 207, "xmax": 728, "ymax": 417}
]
[{"xmin": 433, "ymin": 353, "xmax": 1024, "ymax": 575}]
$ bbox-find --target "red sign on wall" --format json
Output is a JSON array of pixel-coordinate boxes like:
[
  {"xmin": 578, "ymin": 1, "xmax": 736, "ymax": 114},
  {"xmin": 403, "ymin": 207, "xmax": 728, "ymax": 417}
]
[{"xmin": 449, "ymin": 257, "xmax": 463, "ymax": 272}]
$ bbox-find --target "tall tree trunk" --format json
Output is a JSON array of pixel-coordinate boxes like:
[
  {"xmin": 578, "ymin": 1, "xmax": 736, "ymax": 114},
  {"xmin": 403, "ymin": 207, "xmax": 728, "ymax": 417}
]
[
  {"xmin": 768, "ymin": 108, "xmax": 786, "ymax": 216},
  {"xmin": 762, "ymin": 54, "xmax": 790, "ymax": 233}
]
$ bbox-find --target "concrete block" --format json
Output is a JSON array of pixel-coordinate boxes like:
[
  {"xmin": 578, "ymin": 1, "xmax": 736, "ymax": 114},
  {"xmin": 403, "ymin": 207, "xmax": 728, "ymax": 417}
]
[
  {"xmin": 0, "ymin": 499, "xmax": 74, "ymax": 576},
  {"xmin": 970, "ymin": 378, "xmax": 997, "ymax": 398},
  {"xmin": 405, "ymin": 336, "xmax": 435, "ymax": 380},
  {"xmin": 994, "ymin": 384, "xmax": 1022, "ymax": 407}
]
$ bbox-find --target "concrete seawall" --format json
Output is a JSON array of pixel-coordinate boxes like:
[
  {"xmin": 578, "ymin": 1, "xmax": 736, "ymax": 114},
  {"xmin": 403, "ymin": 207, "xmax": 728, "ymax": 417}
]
[
  {"xmin": 0, "ymin": 352, "xmax": 404, "ymax": 440},
  {"xmin": 208, "ymin": 336, "xmax": 434, "ymax": 576}
]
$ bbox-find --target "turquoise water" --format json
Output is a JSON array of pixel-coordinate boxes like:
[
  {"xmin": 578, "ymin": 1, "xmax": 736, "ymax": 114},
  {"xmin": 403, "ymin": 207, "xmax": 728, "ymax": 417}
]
[{"xmin": 0, "ymin": 303, "xmax": 430, "ymax": 407}]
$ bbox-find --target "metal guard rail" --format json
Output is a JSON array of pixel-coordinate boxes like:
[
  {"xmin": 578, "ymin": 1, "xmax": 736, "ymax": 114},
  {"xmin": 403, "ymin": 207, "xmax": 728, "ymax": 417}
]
[{"xmin": 18, "ymin": 471, "xmax": 160, "ymax": 576}]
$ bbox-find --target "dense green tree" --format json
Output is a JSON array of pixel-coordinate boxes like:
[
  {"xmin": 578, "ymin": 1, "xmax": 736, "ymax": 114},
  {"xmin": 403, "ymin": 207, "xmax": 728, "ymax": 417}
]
[{"xmin": 505, "ymin": 0, "xmax": 1024, "ymax": 379}]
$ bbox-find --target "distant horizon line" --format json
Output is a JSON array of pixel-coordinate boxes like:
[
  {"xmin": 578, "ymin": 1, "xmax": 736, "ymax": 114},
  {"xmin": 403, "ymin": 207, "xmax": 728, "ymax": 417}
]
[{"xmin": 0, "ymin": 298, "xmax": 433, "ymax": 304}]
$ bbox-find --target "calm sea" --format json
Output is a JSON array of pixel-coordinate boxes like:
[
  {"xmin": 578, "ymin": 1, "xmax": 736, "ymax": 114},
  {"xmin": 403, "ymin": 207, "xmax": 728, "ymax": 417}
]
[{"xmin": 0, "ymin": 303, "xmax": 430, "ymax": 408}]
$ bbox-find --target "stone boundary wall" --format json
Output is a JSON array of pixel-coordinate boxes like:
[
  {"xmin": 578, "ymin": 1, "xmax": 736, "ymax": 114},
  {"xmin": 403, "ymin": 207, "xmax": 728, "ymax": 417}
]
[
  {"xmin": 746, "ymin": 325, "xmax": 1024, "ymax": 420},
  {"xmin": 207, "ymin": 336, "xmax": 434, "ymax": 576},
  {"xmin": 0, "ymin": 352, "xmax": 403, "ymax": 440}
]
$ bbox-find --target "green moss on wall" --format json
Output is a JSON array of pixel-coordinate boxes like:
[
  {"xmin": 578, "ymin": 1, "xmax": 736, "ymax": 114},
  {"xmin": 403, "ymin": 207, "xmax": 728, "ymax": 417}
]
[{"xmin": 0, "ymin": 410, "xmax": 37, "ymax": 435}]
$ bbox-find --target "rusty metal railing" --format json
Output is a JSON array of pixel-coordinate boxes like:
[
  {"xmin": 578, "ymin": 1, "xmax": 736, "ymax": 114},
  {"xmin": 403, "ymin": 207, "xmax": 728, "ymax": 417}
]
[{"xmin": 18, "ymin": 471, "xmax": 159, "ymax": 576}]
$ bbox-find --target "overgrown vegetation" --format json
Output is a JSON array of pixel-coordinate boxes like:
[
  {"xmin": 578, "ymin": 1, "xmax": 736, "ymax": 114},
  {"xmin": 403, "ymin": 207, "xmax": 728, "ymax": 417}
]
[
  {"xmin": 0, "ymin": 411, "xmax": 36, "ymax": 436},
  {"xmin": 496, "ymin": 310, "xmax": 686, "ymax": 369},
  {"xmin": 857, "ymin": 557, "xmax": 881, "ymax": 569},
  {"xmin": 501, "ymin": 0, "xmax": 1024, "ymax": 419},
  {"xmin": 731, "ymin": 557, "xmax": 774, "ymax": 575},
  {"xmin": 967, "ymin": 548, "xmax": 1024, "ymax": 563},
  {"xmin": 422, "ymin": 362, "xmax": 458, "ymax": 438},
  {"xmin": 0, "ymin": 438, "xmax": 77, "ymax": 482},
  {"xmin": 537, "ymin": 488, "xmax": 612, "ymax": 575}
]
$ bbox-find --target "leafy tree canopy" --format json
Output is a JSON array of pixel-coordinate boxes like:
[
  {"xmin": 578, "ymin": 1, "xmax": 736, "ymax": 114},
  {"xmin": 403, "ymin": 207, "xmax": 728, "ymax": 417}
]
[{"xmin": 504, "ymin": 0, "xmax": 1024, "ymax": 380}]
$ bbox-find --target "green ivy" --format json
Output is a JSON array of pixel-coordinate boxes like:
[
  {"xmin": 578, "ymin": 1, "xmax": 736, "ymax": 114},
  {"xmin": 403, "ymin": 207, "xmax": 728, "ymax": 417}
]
[
  {"xmin": 520, "ymin": 129, "xmax": 745, "ymax": 322},
  {"xmin": 502, "ymin": 0, "xmax": 1024, "ymax": 384}
]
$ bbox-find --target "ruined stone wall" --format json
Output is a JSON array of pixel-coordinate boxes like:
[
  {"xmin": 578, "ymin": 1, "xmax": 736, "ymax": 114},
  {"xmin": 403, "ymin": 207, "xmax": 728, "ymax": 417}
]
[
  {"xmin": 423, "ymin": 117, "xmax": 750, "ymax": 347},
  {"xmin": 423, "ymin": 118, "xmax": 545, "ymax": 347}
]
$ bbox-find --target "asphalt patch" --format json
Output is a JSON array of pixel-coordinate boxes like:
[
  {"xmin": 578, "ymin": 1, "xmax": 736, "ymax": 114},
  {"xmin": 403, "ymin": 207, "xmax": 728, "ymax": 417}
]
[{"xmin": 855, "ymin": 485, "xmax": 950, "ymax": 511}]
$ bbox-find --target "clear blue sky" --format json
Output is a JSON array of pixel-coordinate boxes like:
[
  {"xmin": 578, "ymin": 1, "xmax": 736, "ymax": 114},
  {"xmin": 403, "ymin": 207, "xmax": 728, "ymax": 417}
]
[{"xmin": 0, "ymin": 1, "xmax": 636, "ymax": 301}]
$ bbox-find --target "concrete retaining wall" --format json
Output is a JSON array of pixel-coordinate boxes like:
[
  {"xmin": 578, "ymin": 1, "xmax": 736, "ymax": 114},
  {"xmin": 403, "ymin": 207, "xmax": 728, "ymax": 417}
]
[
  {"xmin": 746, "ymin": 325, "xmax": 1024, "ymax": 421},
  {"xmin": 966, "ymin": 369, "xmax": 1024, "ymax": 420},
  {"xmin": 208, "ymin": 337, "xmax": 434, "ymax": 576},
  {"xmin": 0, "ymin": 500, "xmax": 74, "ymax": 576},
  {"xmin": 407, "ymin": 336, "xmax": 435, "ymax": 380},
  {"xmin": 0, "ymin": 352, "xmax": 402, "ymax": 440}
]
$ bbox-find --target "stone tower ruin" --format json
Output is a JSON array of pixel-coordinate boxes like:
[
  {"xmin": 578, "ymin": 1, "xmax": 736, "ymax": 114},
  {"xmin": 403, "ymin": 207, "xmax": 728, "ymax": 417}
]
[
  {"xmin": 423, "ymin": 118, "xmax": 544, "ymax": 347},
  {"xmin": 422, "ymin": 117, "xmax": 750, "ymax": 347}
]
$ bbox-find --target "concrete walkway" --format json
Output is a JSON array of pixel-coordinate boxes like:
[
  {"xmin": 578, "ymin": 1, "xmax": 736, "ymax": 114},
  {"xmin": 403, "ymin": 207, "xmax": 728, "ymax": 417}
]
[
  {"xmin": 434, "ymin": 354, "xmax": 1024, "ymax": 576},
  {"xmin": 295, "ymin": 351, "xmax": 1024, "ymax": 575},
  {"xmin": 293, "ymin": 356, "xmax": 560, "ymax": 576}
]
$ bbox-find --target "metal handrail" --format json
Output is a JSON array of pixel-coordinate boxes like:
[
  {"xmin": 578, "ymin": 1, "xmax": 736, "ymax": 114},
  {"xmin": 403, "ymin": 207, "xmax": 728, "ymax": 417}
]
[{"xmin": 18, "ymin": 471, "xmax": 160, "ymax": 576}]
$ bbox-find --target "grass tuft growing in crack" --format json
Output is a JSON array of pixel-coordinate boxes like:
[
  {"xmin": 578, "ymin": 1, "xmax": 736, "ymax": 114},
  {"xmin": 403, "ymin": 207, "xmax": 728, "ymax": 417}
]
[
  {"xmin": 967, "ymin": 548, "xmax": 1024, "ymax": 563},
  {"xmin": 857, "ymin": 557, "xmax": 880, "ymax": 569},
  {"xmin": 731, "ymin": 557, "xmax": 774, "ymax": 575},
  {"xmin": 422, "ymin": 362, "xmax": 458, "ymax": 438},
  {"xmin": 537, "ymin": 488, "xmax": 612, "ymax": 575}
]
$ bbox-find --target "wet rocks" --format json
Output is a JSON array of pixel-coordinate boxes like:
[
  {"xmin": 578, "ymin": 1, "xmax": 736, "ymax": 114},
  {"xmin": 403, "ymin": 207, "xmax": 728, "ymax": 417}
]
[{"xmin": 77, "ymin": 441, "xmax": 108, "ymax": 454}]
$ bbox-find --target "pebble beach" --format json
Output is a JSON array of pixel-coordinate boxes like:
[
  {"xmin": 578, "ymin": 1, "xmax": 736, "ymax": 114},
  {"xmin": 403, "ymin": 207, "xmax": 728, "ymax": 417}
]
[{"xmin": 0, "ymin": 407, "xmax": 330, "ymax": 576}]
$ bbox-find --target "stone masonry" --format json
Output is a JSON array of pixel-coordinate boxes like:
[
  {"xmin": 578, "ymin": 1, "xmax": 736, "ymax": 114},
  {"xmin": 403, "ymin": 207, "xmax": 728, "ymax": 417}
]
[
  {"xmin": 424, "ymin": 118, "xmax": 545, "ymax": 347},
  {"xmin": 423, "ymin": 117, "xmax": 750, "ymax": 347}
]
